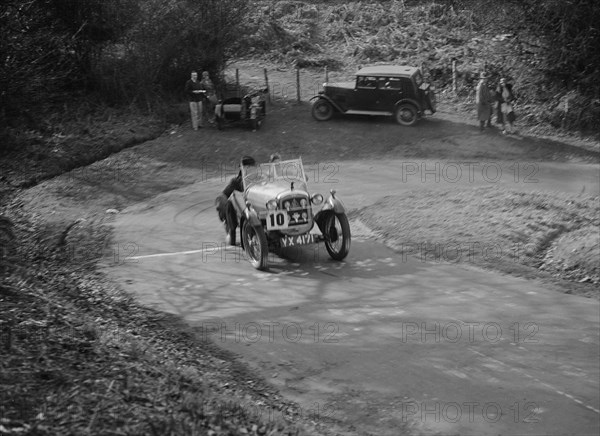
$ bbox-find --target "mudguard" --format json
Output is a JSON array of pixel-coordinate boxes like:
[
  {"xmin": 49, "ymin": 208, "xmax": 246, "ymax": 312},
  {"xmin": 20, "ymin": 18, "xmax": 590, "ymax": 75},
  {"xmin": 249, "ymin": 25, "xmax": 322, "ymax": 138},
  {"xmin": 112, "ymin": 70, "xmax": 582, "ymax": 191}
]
[
  {"xmin": 394, "ymin": 98, "xmax": 422, "ymax": 112},
  {"xmin": 320, "ymin": 193, "xmax": 346, "ymax": 214},
  {"xmin": 310, "ymin": 95, "xmax": 344, "ymax": 113},
  {"xmin": 314, "ymin": 192, "xmax": 346, "ymax": 232},
  {"xmin": 243, "ymin": 204, "xmax": 262, "ymax": 227}
]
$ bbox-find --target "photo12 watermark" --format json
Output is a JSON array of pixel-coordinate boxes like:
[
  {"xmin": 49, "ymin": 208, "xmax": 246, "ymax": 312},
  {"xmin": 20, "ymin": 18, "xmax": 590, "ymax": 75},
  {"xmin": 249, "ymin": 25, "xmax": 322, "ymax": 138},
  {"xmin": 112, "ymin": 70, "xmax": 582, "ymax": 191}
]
[
  {"xmin": 401, "ymin": 401, "xmax": 540, "ymax": 424},
  {"xmin": 200, "ymin": 241, "xmax": 324, "ymax": 264},
  {"xmin": 197, "ymin": 160, "xmax": 340, "ymax": 184},
  {"xmin": 398, "ymin": 161, "xmax": 539, "ymax": 184},
  {"xmin": 399, "ymin": 241, "xmax": 537, "ymax": 264},
  {"xmin": 399, "ymin": 321, "xmax": 539, "ymax": 344},
  {"xmin": 199, "ymin": 321, "xmax": 340, "ymax": 344}
]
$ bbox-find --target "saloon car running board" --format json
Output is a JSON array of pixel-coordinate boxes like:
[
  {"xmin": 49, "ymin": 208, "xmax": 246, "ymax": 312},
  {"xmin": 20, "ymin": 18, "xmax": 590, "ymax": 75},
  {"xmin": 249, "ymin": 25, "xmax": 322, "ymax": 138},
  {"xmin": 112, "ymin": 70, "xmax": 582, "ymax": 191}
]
[{"xmin": 345, "ymin": 110, "xmax": 394, "ymax": 116}]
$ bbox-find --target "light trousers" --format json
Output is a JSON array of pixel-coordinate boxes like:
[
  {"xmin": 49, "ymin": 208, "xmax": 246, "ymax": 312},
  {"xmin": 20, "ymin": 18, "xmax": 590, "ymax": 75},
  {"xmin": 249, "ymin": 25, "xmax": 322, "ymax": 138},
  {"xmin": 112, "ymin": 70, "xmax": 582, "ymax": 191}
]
[{"xmin": 189, "ymin": 101, "xmax": 203, "ymax": 129}]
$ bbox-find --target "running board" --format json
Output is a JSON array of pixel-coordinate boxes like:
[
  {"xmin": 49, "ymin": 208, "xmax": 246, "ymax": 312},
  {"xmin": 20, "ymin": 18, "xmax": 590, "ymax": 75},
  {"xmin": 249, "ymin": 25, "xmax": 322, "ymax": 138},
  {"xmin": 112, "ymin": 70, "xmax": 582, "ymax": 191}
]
[{"xmin": 345, "ymin": 110, "xmax": 393, "ymax": 116}]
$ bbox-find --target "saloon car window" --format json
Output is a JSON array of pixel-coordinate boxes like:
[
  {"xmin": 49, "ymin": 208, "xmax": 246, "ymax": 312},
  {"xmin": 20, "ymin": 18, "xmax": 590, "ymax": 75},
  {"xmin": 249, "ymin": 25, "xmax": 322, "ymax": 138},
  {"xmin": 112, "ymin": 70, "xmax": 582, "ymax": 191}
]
[
  {"xmin": 378, "ymin": 77, "xmax": 402, "ymax": 89},
  {"xmin": 356, "ymin": 76, "xmax": 378, "ymax": 89}
]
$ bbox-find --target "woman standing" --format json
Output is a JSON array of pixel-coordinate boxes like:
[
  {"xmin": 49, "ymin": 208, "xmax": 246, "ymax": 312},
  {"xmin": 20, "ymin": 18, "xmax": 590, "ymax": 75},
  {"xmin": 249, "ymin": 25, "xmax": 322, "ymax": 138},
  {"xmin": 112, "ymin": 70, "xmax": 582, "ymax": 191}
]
[
  {"xmin": 496, "ymin": 78, "xmax": 517, "ymax": 134},
  {"xmin": 201, "ymin": 71, "xmax": 217, "ymax": 125}
]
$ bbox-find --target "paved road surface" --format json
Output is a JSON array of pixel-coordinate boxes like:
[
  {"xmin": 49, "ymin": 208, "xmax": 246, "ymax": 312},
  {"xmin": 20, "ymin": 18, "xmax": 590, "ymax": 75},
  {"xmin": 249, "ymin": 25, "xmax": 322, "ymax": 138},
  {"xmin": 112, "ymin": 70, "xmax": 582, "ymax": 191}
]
[{"xmin": 104, "ymin": 159, "xmax": 599, "ymax": 435}]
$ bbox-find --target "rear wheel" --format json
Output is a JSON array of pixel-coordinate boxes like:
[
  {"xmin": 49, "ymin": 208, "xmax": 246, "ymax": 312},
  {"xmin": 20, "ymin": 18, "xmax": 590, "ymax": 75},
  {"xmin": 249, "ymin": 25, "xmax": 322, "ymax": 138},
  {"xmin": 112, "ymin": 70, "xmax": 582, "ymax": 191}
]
[
  {"xmin": 312, "ymin": 99, "xmax": 334, "ymax": 121},
  {"xmin": 395, "ymin": 104, "xmax": 418, "ymax": 126},
  {"xmin": 324, "ymin": 213, "xmax": 351, "ymax": 261},
  {"xmin": 242, "ymin": 221, "xmax": 269, "ymax": 270}
]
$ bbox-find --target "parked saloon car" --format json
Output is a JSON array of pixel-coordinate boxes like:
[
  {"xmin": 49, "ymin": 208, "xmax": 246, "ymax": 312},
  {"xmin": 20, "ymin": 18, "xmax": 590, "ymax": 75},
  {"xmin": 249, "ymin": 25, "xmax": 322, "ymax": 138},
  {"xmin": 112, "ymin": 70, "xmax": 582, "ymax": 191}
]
[
  {"xmin": 227, "ymin": 157, "xmax": 351, "ymax": 270},
  {"xmin": 311, "ymin": 65, "xmax": 436, "ymax": 126}
]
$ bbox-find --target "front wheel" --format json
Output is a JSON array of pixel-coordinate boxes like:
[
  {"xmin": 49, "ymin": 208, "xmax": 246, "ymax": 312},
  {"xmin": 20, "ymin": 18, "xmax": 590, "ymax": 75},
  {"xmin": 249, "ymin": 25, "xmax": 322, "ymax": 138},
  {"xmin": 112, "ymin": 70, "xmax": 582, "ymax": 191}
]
[
  {"xmin": 312, "ymin": 99, "xmax": 334, "ymax": 121},
  {"xmin": 324, "ymin": 213, "xmax": 351, "ymax": 261},
  {"xmin": 242, "ymin": 221, "xmax": 269, "ymax": 270},
  {"xmin": 395, "ymin": 104, "xmax": 418, "ymax": 126}
]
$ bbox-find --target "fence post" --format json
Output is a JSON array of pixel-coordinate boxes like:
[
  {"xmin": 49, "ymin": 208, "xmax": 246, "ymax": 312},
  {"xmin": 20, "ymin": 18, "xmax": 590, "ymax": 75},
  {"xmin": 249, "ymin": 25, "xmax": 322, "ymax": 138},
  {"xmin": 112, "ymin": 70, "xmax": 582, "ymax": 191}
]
[
  {"xmin": 236, "ymin": 69, "xmax": 240, "ymax": 98},
  {"xmin": 452, "ymin": 59, "xmax": 457, "ymax": 94},
  {"xmin": 263, "ymin": 68, "xmax": 271, "ymax": 104},
  {"xmin": 296, "ymin": 67, "xmax": 301, "ymax": 103},
  {"xmin": 325, "ymin": 66, "xmax": 329, "ymax": 83}
]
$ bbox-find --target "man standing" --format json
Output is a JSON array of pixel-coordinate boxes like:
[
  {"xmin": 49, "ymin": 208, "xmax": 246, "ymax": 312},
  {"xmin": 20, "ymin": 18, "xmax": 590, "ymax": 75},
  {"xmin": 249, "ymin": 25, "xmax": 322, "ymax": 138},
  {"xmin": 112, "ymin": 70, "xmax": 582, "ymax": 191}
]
[
  {"xmin": 475, "ymin": 72, "xmax": 493, "ymax": 131},
  {"xmin": 184, "ymin": 71, "xmax": 205, "ymax": 130},
  {"xmin": 215, "ymin": 156, "xmax": 256, "ymax": 245}
]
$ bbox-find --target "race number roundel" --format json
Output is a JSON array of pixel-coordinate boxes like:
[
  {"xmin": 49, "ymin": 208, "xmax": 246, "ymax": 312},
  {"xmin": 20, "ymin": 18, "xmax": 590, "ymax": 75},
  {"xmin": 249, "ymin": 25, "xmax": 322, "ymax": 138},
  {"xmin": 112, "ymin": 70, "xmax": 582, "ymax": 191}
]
[{"xmin": 267, "ymin": 211, "xmax": 289, "ymax": 230}]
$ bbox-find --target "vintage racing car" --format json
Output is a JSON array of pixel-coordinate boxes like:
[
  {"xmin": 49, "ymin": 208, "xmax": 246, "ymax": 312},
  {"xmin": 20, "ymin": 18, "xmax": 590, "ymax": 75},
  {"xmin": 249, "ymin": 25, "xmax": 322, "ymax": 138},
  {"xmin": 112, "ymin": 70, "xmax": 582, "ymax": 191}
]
[
  {"xmin": 226, "ymin": 157, "xmax": 351, "ymax": 270},
  {"xmin": 214, "ymin": 87, "xmax": 268, "ymax": 131}
]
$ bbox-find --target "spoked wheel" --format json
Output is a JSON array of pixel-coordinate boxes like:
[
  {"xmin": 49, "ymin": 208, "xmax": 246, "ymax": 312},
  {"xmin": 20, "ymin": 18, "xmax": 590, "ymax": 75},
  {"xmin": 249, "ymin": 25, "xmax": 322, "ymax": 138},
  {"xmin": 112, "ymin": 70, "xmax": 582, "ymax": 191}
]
[
  {"xmin": 395, "ymin": 104, "xmax": 418, "ymax": 126},
  {"xmin": 324, "ymin": 213, "xmax": 351, "ymax": 261},
  {"xmin": 312, "ymin": 99, "xmax": 334, "ymax": 121},
  {"xmin": 242, "ymin": 221, "xmax": 269, "ymax": 270}
]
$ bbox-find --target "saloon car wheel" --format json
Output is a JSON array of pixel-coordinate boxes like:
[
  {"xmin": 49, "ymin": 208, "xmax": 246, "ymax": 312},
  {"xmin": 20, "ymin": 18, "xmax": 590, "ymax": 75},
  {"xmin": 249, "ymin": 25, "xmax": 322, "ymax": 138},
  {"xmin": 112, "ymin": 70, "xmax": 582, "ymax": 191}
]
[
  {"xmin": 395, "ymin": 104, "xmax": 418, "ymax": 126},
  {"xmin": 242, "ymin": 222, "xmax": 269, "ymax": 270},
  {"xmin": 324, "ymin": 213, "xmax": 351, "ymax": 261},
  {"xmin": 312, "ymin": 99, "xmax": 334, "ymax": 121}
]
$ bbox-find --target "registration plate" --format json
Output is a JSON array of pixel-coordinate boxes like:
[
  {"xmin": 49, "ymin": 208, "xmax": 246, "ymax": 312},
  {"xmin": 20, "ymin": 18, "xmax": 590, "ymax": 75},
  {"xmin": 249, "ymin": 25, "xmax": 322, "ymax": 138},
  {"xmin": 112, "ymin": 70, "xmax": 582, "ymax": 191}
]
[{"xmin": 280, "ymin": 233, "xmax": 317, "ymax": 248}]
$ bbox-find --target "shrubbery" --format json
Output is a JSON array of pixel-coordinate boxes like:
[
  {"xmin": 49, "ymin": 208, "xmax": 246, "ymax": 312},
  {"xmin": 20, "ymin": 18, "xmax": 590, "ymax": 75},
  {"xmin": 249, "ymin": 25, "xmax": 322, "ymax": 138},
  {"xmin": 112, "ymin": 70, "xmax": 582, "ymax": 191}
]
[
  {"xmin": 0, "ymin": 0, "xmax": 249, "ymax": 145},
  {"xmin": 237, "ymin": 0, "xmax": 600, "ymax": 135},
  {"xmin": 1, "ymin": 0, "xmax": 598, "ymax": 137}
]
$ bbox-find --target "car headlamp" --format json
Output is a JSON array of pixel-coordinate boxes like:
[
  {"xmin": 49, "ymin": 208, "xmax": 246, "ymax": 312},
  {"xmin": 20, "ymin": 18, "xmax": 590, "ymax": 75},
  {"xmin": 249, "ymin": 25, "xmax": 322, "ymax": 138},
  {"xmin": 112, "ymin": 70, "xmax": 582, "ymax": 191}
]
[
  {"xmin": 266, "ymin": 199, "xmax": 278, "ymax": 210},
  {"xmin": 311, "ymin": 193, "xmax": 323, "ymax": 205}
]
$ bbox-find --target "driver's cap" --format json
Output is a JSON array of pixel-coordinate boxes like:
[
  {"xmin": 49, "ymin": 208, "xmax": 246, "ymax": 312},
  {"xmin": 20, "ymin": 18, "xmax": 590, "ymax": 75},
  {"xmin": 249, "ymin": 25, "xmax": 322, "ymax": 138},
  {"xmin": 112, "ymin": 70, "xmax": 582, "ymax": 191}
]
[{"xmin": 241, "ymin": 156, "xmax": 256, "ymax": 166}]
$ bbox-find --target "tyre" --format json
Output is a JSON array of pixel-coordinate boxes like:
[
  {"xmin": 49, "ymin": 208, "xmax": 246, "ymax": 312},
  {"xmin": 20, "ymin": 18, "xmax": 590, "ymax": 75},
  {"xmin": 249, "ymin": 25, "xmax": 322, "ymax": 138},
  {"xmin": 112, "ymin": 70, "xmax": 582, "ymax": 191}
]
[
  {"xmin": 227, "ymin": 224, "xmax": 236, "ymax": 246},
  {"xmin": 242, "ymin": 221, "xmax": 269, "ymax": 270},
  {"xmin": 395, "ymin": 104, "xmax": 418, "ymax": 126},
  {"xmin": 324, "ymin": 213, "xmax": 351, "ymax": 261},
  {"xmin": 312, "ymin": 99, "xmax": 334, "ymax": 121}
]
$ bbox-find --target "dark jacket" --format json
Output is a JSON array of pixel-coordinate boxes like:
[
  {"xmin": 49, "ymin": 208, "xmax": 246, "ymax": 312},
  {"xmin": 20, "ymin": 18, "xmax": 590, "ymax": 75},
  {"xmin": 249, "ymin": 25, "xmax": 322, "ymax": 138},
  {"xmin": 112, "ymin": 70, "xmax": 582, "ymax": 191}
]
[
  {"xmin": 185, "ymin": 79, "xmax": 205, "ymax": 102},
  {"xmin": 222, "ymin": 172, "xmax": 243, "ymax": 197}
]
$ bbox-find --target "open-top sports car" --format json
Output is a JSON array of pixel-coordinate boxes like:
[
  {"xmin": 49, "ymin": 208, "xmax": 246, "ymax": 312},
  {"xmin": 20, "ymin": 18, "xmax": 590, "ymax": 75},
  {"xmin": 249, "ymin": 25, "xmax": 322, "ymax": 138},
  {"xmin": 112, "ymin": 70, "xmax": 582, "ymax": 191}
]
[{"xmin": 227, "ymin": 157, "xmax": 351, "ymax": 270}]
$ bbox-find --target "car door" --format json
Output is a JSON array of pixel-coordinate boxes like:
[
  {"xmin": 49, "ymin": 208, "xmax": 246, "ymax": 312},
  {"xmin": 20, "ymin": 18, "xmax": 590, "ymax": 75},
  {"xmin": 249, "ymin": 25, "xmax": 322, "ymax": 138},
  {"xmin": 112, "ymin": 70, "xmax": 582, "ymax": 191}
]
[
  {"xmin": 347, "ymin": 76, "xmax": 380, "ymax": 111},
  {"xmin": 376, "ymin": 77, "xmax": 405, "ymax": 111}
]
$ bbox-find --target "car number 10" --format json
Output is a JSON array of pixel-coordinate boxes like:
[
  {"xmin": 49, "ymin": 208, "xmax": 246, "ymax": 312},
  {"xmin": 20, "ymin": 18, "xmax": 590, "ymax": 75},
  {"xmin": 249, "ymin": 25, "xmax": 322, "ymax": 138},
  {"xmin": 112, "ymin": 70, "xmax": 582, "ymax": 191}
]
[{"xmin": 267, "ymin": 211, "xmax": 289, "ymax": 230}]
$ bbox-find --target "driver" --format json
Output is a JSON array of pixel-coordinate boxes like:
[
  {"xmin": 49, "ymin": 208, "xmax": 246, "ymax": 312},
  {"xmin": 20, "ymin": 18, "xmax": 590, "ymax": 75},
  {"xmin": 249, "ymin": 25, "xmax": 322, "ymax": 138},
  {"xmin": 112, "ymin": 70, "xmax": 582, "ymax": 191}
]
[{"xmin": 215, "ymin": 156, "xmax": 256, "ymax": 244}]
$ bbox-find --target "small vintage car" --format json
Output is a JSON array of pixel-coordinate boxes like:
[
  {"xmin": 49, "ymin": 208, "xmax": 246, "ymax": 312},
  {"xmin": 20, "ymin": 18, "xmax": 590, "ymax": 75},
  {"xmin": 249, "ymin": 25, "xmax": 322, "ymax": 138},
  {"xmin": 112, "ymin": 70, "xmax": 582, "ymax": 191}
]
[
  {"xmin": 311, "ymin": 65, "xmax": 436, "ymax": 126},
  {"xmin": 214, "ymin": 87, "xmax": 268, "ymax": 131},
  {"xmin": 227, "ymin": 157, "xmax": 351, "ymax": 270}
]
